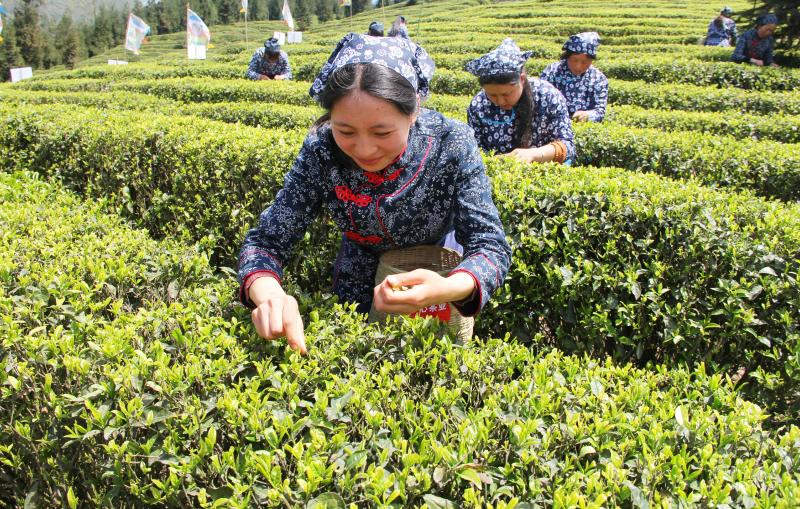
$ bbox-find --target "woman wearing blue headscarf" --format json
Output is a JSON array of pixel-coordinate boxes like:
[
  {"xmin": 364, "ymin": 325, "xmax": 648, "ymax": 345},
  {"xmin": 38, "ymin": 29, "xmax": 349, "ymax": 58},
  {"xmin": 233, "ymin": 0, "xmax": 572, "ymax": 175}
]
[
  {"xmin": 705, "ymin": 7, "xmax": 737, "ymax": 47},
  {"xmin": 540, "ymin": 32, "xmax": 609, "ymax": 123},
  {"xmin": 247, "ymin": 38, "xmax": 293, "ymax": 80},
  {"xmin": 465, "ymin": 39, "xmax": 575, "ymax": 164},
  {"xmin": 238, "ymin": 34, "xmax": 511, "ymax": 352},
  {"xmin": 732, "ymin": 13, "xmax": 779, "ymax": 67}
]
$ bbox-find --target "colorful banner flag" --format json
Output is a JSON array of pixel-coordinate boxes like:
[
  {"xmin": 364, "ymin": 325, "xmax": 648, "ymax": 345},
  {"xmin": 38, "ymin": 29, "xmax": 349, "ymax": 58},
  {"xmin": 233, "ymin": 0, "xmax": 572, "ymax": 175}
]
[
  {"xmin": 125, "ymin": 13, "xmax": 150, "ymax": 55},
  {"xmin": 240, "ymin": 0, "xmax": 248, "ymax": 14},
  {"xmin": 281, "ymin": 0, "xmax": 294, "ymax": 31},
  {"xmin": 0, "ymin": 2, "xmax": 7, "ymax": 16},
  {"xmin": 187, "ymin": 8, "xmax": 211, "ymax": 46},
  {"xmin": 338, "ymin": 0, "xmax": 351, "ymax": 6}
]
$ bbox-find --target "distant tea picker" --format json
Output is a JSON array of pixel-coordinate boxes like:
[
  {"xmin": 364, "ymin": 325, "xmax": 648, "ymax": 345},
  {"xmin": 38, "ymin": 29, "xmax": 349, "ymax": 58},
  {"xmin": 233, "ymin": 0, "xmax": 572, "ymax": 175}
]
[
  {"xmin": 247, "ymin": 38, "xmax": 293, "ymax": 80},
  {"xmin": 732, "ymin": 13, "xmax": 780, "ymax": 68},
  {"xmin": 466, "ymin": 39, "xmax": 575, "ymax": 164}
]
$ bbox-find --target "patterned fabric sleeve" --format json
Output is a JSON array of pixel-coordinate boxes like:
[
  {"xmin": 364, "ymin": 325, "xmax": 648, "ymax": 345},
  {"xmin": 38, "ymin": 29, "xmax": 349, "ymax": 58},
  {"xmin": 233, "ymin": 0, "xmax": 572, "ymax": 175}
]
[
  {"xmin": 539, "ymin": 62, "xmax": 557, "ymax": 83},
  {"xmin": 539, "ymin": 83, "xmax": 576, "ymax": 161},
  {"xmin": 444, "ymin": 123, "xmax": 511, "ymax": 316},
  {"xmin": 731, "ymin": 30, "xmax": 752, "ymax": 63},
  {"xmin": 246, "ymin": 49, "xmax": 263, "ymax": 80},
  {"xmin": 466, "ymin": 98, "xmax": 491, "ymax": 152},
  {"xmin": 587, "ymin": 73, "xmax": 608, "ymax": 122},
  {"xmin": 237, "ymin": 134, "xmax": 324, "ymax": 306},
  {"xmin": 279, "ymin": 52, "xmax": 293, "ymax": 79}
]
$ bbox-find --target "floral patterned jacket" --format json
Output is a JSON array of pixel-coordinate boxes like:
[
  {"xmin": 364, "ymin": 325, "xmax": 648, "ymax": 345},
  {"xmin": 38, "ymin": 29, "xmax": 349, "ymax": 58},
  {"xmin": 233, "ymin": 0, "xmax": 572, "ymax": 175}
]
[
  {"xmin": 732, "ymin": 28, "xmax": 775, "ymax": 66},
  {"xmin": 246, "ymin": 48, "xmax": 293, "ymax": 80},
  {"xmin": 540, "ymin": 60, "xmax": 608, "ymax": 122},
  {"xmin": 467, "ymin": 77, "xmax": 576, "ymax": 160},
  {"xmin": 238, "ymin": 109, "xmax": 511, "ymax": 316}
]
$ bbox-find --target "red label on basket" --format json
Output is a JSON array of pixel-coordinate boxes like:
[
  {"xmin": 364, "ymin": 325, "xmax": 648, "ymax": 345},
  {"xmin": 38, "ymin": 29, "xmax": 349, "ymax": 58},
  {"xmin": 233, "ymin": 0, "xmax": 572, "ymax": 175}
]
[{"xmin": 411, "ymin": 303, "xmax": 451, "ymax": 323}]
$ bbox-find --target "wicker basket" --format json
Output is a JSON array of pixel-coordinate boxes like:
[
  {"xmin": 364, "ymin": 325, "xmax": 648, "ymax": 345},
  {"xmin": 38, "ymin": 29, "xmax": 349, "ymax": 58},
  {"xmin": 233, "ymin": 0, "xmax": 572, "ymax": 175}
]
[{"xmin": 368, "ymin": 245, "xmax": 474, "ymax": 342}]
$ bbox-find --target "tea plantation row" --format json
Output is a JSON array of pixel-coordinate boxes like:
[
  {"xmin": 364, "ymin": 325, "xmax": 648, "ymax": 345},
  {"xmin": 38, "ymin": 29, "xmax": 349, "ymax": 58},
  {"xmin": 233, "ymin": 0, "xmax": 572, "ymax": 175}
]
[{"xmin": 2, "ymin": 171, "xmax": 799, "ymax": 506}]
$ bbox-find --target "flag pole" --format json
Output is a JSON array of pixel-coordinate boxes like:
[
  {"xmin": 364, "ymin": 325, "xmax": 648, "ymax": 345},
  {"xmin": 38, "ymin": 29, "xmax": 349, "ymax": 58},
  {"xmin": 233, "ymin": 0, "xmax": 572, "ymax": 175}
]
[
  {"xmin": 186, "ymin": 3, "xmax": 190, "ymax": 62},
  {"xmin": 245, "ymin": 10, "xmax": 248, "ymax": 46}
]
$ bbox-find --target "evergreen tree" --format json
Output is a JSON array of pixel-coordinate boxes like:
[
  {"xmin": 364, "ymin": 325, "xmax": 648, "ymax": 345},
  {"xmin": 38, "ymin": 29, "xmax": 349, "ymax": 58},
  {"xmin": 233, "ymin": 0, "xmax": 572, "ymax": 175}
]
[
  {"xmin": 250, "ymin": 0, "xmax": 267, "ymax": 20},
  {"xmin": 14, "ymin": 0, "xmax": 44, "ymax": 68},
  {"xmin": 217, "ymin": 0, "xmax": 241, "ymax": 24},
  {"xmin": 62, "ymin": 27, "xmax": 81, "ymax": 69},
  {"xmin": 294, "ymin": 0, "xmax": 313, "ymax": 30},
  {"xmin": 55, "ymin": 14, "xmax": 81, "ymax": 69},
  {"xmin": 741, "ymin": 1, "xmax": 799, "ymax": 51},
  {"xmin": 87, "ymin": 6, "xmax": 115, "ymax": 56},
  {"xmin": 0, "ymin": 19, "xmax": 24, "ymax": 80},
  {"xmin": 268, "ymin": 0, "xmax": 281, "ymax": 20},
  {"xmin": 42, "ymin": 27, "xmax": 60, "ymax": 67},
  {"xmin": 315, "ymin": 0, "xmax": 332, "ymax": 22}
]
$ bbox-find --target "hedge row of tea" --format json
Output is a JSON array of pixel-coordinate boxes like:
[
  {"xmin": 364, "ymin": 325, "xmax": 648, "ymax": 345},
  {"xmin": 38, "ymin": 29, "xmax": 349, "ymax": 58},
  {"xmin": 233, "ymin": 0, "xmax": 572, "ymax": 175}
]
[
  {"xmin": 36, "ymin": 52, "xmax": 800, "ymax": 92},
  {"xmin": 4, "ymin": 95, "xmax": 796, "ymax": 202},
  {"xmin": 2, "ymin": 102, "xmax": 799, "ymax": 417},
  {"xmin": 6, "ymin": 88, "xmax": 800, "ymax": 145},
  {"xmin": 3, "ymin": 0, "xmax": 800, "ymax": 504},
  {"xmin": 2, "ymin": 171, "xmax": 799, "ymax": 506}
]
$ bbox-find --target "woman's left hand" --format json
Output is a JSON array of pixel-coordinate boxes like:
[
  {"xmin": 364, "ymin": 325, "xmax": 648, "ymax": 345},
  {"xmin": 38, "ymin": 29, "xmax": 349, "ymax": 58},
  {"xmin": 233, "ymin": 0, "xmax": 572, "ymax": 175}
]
[
  {"xmin": 373, "ymin": 269, "xmax": 475, "ymax": 315},
  {"xmin": 572, "ymin": 111, "xmax": 590, "ymax": 122},
  {"xmin": 506, "ymin": 147, "xmax": 541, "ymax": 163}
]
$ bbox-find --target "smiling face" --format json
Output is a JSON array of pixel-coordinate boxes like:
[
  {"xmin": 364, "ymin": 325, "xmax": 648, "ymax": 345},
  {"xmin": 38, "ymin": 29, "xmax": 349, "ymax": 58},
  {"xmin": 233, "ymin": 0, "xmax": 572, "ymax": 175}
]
[
  {"xmin": 330, "ymin": 90, "xmax": 417, "ymax": 172},
  {"xmin": 566, "ymin": 53, "xmax": 594, "ymax": 76},
  {"xmin": 481, "ymin": 74, "xmax": 526, "ymax": 111}
]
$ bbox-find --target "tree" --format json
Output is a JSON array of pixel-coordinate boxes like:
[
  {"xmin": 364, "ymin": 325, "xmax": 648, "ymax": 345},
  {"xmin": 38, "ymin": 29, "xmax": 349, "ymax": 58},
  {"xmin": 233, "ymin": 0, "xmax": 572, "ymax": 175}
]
[
  {"xmin": 250, "ymin": 0, "xmax": 268, "ymax": 21},
  {"xmin": 268, "ymin": 0, "xmax": 281, "ymax": 20},
  {"xmin": 62, "ymin": 29, "xmax": 80, "ymax": 68},
  {"xmin": 315, "ymin": 0, "xmax": 332, "ymax": 22},
  {"xmin": 55, "ymin": 14, "xmax": 82, "ymax": 69},
  {"xmin": 741, "ymin": 1, "xmax": 799, "ymax": 52},
  {"xmin": 293, "ymin": 0, "xmax": 313, "ymax": 30},
  {"xmin": 14, "ymin": 0, "xmax": 44, "ymax": 68},
  {"xmin": 0, "ymin": 19, "xmax": 24, "ymax": 80}
]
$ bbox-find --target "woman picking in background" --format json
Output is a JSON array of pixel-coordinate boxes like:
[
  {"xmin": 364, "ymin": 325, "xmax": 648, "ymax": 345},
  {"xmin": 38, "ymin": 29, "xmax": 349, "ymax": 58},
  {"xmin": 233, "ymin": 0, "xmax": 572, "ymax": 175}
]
[
  {"xmin": 367, "ymin": 21, "xmax": 384, "ymax": 37},
  {"xmin": 466, "ymin": 38, "xmax": 575, "ymax": 164},
  {"xmin": 705, "ymin": 6, "xmax": 737, "ymax": 47},
  {"xmin": 540, "ymin": 32, "xmax": 608, "ymax": 123},
  {"xmin": 732, "ymin": 13, "xmax": 779, "ymax": 67},
  {"xmin": 238, "ymin": 34, "xmax": 511, "ymax": 352},
  {"xmin": 246, "ymin": 37, "xmax": 293, "ymax": 80},
  {"xmin": 388, "ymin": 16, "xmax": 410, "ymax": 39}
]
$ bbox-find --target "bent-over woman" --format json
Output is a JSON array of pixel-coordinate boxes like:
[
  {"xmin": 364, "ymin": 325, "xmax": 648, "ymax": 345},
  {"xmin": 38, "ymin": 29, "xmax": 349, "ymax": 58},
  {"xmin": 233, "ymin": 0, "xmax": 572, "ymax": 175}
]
[
  {"xmin": 238, "ymin": 34, "xmax": 511, "ymax": 352},
  {"xmin": 247, "ymin": 38, "xmax": 293, "ymax": 80},
  {"xmin": 466, "ymin": 38, "xmax": 575, "ymax": 164},
  {"xmin": 732, "ymin": 13, "xmax": 779, "ymax": 67}
]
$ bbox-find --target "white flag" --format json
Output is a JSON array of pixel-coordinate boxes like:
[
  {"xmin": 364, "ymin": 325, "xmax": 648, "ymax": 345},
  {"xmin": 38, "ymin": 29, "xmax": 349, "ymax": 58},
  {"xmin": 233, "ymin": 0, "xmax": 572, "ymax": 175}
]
[
  {"xmin": 125, "ymin": 13, "xmax": 150, "ymax": 54},
  {"xmin": 241, "ymin": 0, "xmax": 248, "ymax": 13},
  {"xmin": 282, "ymin": 0, "xmax": 294, "ymax": 31}
]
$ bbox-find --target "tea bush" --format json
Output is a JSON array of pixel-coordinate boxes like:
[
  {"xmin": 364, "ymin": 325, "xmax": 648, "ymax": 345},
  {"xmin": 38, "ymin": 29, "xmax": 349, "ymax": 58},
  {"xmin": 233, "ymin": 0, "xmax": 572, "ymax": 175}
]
[{"xmin": 2, "ymin": 172, "xmax": 799, "ymax": 507}]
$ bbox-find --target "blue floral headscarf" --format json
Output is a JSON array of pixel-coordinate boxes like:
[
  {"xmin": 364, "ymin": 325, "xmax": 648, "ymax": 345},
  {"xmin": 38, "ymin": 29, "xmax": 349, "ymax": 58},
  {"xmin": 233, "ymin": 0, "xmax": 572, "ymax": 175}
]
[
  {"xmin": 368, "ymin": 21, "xmax": 384, "ymax": 34},
  {"xmin": 309, "ymin": 33, "xmax": 435, "ymax": 100},
  {"xmin": 563, "ymin": 32, "xmax": 601, "ymax": 57},
  {"xmin": 465, "ymin": 38, "xmax": 533, "ymax": 78},
  {"xmin": 264, "ymin": 38, "xmax": 281, "ymax": 54},
  {"xmin": 756, "ymin": 13, "xmax": 778, "ymax": 26}
]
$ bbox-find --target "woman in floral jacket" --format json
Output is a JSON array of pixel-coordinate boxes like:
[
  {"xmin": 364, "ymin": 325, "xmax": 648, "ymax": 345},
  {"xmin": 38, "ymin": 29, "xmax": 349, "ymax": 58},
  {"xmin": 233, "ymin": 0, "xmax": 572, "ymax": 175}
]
[
  {"xmin": 238, "ymin": 34, "xmax": 511, "ymax": 352},
  {"xmin": 466, "ymin": 39, "xmax": 575, "ymax": 164},
  {"xmin": 540, "ymin": 32, "xmax": 609, "ymax": 123}
]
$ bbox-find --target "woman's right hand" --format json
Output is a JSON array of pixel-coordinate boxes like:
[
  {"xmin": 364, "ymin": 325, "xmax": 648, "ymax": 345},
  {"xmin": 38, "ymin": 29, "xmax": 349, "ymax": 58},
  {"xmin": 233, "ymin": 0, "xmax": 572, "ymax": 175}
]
[{"xmin": 249, "ymin": 276, "xmax": 307, "ymax": 354}]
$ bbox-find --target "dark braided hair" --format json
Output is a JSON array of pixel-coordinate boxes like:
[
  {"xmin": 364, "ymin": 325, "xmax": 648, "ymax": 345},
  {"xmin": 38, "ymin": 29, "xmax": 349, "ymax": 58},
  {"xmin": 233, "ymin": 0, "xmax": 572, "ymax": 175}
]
[{"xmin": 479, "ymin": 71, "xmax": 534, "ymax": 149}]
